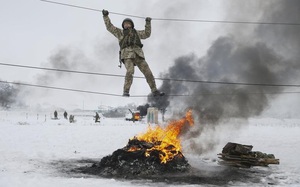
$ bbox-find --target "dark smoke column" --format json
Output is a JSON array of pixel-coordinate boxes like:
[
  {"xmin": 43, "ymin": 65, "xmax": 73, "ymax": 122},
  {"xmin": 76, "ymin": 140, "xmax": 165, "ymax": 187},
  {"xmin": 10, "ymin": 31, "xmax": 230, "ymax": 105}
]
[{"xmin": 0, "ymin": 82, "xmax": 20, "ymax": 109}]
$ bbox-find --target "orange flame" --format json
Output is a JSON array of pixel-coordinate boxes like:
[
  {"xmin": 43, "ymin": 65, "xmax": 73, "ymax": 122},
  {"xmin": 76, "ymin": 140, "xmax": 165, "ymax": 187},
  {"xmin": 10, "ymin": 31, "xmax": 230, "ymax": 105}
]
[{"xmin": 134, "ymin": 110, "xmax": 194, "ymax": 164}]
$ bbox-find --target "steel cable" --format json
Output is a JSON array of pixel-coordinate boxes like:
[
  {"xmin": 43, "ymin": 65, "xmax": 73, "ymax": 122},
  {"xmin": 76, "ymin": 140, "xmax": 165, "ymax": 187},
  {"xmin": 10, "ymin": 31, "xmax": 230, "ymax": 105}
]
[
  {"xmin": 40, "ymin": 0, "xmax": 300, "ymax": 26},
  {"xmin": 1, "ymin": 62, "xmax": 300, "ymax": 88}
]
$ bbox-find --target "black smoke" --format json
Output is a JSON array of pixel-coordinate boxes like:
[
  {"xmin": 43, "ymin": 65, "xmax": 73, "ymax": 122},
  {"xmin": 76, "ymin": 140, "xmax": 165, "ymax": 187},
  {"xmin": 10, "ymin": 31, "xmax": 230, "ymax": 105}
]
[
  {"xmin": 0, "ymin": 82, "xmax": 20, "ymax": 109},
  {"xmin": 36, "ymin": 47, "xmax": 95, "ymax": 85},
  {"xmin": 137, "ymin": 103, "xmax": 150, "ymax": 116},
  {"xmin": 148, "ymin": 1, "xmax": 300, "ymax": 155},
  {"xmin": 147, "ymin": 55, "xmax": 198, "ymax": 113},
  {"xmin": 152, "ymin": 1, "xmax": 300, "ymax": 124},
  {"xmin": 151, "ymin": 36, "xmax": 291, "ymax": 124}
]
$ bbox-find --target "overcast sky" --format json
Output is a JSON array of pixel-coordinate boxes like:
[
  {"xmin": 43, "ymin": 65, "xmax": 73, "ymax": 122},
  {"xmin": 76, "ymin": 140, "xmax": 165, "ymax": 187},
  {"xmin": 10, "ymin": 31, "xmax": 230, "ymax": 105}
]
[{"xmin": 1, "ymin": 0, "xmax": 299, "ymax": 113}]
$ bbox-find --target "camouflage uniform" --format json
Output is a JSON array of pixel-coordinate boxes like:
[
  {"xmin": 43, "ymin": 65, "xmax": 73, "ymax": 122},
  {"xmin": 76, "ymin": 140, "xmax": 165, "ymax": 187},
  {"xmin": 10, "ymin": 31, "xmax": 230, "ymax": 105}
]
[{"xmin": 103, "ymin": 15, "xmax": 158, "ymax": 94}]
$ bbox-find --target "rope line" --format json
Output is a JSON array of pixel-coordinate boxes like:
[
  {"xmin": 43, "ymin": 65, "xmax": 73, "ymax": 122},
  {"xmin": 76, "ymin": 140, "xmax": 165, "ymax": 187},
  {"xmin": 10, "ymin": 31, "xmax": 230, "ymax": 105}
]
[
  {"xmin": 2, "ymin": 80, "xmax": 300, "ymax": 98},
  {"xmin": 0, "ymin": 62, "xmax": 125, "ymax": 79},
  {"xmin": 40, "ymin": 0, "xmax": 300, "ymax": 26},
  {"xmin": 1, "ymin": 80, "xmax": 122, "ymax": 97},
  {"xmin": 1, "ymin": 62, "xmax": 300, "ymax": 88}
]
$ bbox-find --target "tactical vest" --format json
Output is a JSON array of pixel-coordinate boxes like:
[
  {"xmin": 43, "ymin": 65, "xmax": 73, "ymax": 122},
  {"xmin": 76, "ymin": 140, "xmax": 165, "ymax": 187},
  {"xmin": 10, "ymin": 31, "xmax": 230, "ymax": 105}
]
[{"xmin": 119, "ymin": 29, "xmax": 143, "ymax": 50}]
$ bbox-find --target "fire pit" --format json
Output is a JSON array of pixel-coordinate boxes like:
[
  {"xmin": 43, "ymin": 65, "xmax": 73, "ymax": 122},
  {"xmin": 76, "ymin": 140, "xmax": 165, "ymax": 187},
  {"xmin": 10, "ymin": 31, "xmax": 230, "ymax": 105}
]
[
  {"xmin": 81, "ymin": 110, "xmax": 194, "ymax": 178},
  {"xmin": 92, "ymin": 138, "xmax": 190, "ymax": 177}
]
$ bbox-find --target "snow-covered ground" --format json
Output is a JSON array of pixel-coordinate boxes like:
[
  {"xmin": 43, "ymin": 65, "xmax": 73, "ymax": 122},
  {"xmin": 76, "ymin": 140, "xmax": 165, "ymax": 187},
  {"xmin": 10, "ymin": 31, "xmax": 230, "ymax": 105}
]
[{"xmin": 0, "ymin": 110, "xmax": 299, "ymax": 187}]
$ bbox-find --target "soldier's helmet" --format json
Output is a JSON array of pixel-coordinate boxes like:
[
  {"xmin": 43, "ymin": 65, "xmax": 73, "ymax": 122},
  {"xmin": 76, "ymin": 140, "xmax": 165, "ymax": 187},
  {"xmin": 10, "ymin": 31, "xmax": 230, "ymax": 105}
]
[{"xmin": 122, "ymin": 18, "xmax": 134, "ymax": 29}]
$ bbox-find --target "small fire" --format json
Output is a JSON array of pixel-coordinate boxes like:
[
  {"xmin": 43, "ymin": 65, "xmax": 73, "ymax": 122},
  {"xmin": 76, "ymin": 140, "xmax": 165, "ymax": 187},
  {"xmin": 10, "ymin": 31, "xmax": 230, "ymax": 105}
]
[{"xmin": 129, "ymin": 110, "xmax": 194, "ymax": 164}]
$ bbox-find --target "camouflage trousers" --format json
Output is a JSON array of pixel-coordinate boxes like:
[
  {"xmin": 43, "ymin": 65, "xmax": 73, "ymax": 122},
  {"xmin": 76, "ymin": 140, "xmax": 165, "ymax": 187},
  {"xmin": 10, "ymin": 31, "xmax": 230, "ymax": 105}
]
[{"xmin": 123, "ymin": 56, "xmax": 157, "ymax": 93}]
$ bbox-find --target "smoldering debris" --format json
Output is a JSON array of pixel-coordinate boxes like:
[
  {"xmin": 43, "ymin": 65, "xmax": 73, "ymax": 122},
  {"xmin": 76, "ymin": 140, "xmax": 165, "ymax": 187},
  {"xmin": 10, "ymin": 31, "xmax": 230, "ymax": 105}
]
[
  {"xmin": 80, "ymin": 138, "xmax": 190, "ymax": 178},
  {"xmin": 218, "ymin": 142, "xmax": 280, "ymax": 168}
]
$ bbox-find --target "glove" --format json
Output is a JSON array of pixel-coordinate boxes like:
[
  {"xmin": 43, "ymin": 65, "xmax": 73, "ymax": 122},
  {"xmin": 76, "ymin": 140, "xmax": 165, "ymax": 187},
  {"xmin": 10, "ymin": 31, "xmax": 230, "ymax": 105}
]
[
  {"xmin": 145, "ymin": 17, "xmax": 152, "ymax": 22},
  {"xmin": 102, "ymin": 9, "xmax": 109, "ymax": 16}
]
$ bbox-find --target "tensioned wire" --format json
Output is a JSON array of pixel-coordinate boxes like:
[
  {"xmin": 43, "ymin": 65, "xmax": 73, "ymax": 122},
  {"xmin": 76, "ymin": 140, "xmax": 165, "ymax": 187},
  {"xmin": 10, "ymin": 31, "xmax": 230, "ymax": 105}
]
[
  {"xmin": 40, "ymin": 0, "xmax": 300, "ymax": 26},
  {"xmin": 1, "ymin": 62, "xmax": 300, "ymax": 98},
  {"xmin": 2, "ymin": 80, "xmax": 300, "ymax": 98},
  {"xmin": 1, "ymin": 62, "xmax": 300, "ymax": 88}
]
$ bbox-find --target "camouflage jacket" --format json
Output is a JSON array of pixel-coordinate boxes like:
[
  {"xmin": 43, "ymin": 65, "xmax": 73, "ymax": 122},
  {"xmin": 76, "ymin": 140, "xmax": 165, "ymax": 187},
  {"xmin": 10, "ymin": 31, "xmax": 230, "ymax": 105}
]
[{"xmin": 103, "ymin": 15, "xmax": 151, "ymax": 60}]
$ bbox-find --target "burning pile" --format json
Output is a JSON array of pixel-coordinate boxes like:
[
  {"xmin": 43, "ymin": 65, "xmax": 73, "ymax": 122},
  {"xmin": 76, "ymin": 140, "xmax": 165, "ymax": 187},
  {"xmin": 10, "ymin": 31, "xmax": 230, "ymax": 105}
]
[{"xmin": 89, "ymin": 110, "xmax": 194, "ymax": 178}]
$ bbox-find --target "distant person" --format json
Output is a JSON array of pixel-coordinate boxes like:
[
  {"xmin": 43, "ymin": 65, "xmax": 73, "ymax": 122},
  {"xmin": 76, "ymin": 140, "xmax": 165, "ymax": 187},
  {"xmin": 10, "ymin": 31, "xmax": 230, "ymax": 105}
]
[
  {"xmin": 69, "ymin": 115, "xmax": 75, "ymax": 123},
  {"xmin": 54, "ymin": 110, "xmax": 58, "ymax": 119},
  {"xmin": 64, "ymin": 111, "xmax": 68, "ymax": 119},
  {"xmin": 95, "ymin": 112, "xmax": 100, "ymax": 123},
  {"xmin": 102, "ymin": 9, "xmax": 164, "ymax": 97}
]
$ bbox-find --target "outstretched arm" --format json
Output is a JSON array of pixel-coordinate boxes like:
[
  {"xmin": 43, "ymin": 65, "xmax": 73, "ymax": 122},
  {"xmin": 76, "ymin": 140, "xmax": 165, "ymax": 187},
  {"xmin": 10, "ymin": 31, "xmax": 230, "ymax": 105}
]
[
  {"xmin": 137, "ymin": 17, "xmax": 151, "ymax": 39},
  {"xmin": 102, "ymin": 10, "xmax": 123, "ymax": 39}
]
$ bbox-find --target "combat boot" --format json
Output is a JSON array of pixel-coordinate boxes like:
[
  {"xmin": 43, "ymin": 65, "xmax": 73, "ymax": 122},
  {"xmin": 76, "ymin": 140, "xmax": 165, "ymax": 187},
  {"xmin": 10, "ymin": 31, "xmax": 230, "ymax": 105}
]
[{"xmin": 123, "ymin": 91, "xmax": 130, "ymax": 97}]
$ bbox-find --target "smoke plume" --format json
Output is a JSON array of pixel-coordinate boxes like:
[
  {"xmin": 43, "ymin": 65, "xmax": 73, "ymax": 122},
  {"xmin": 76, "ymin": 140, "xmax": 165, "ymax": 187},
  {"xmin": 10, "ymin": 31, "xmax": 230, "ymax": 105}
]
[
  {"xmin": 36, "ymin": 47, "xmax": 95, "ymax": 85},
  {"xmin": 149, "ymin": 1, "xmax": 300, "ymax": 155},
  {"xmin": 152, "ymin": 36, "xmax": 293, "ymax": 123},
  {"xmin": 16, "ymin": 45, "xmax": 103, "ymax": 110},
  {"xmin": 0, "ymin": 81, "xmax": 20, "ymax": 109}
]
